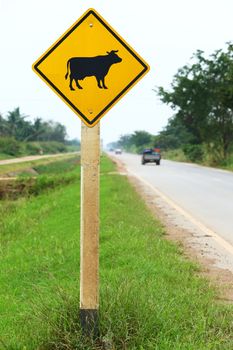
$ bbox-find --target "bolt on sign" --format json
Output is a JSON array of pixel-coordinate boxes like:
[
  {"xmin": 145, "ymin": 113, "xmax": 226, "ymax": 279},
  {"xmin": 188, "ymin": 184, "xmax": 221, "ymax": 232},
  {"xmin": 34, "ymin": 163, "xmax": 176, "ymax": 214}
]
[{"xmin": 32, "ymin": 8, "xmax": 150, "ymax": 127}]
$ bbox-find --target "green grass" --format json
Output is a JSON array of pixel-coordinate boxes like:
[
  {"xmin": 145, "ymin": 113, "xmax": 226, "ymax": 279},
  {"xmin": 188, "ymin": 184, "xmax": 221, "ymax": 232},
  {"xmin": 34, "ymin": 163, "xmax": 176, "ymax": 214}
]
[
  {"xmin": 33, "ymin": 157, "xmax": 80, "ymax": 175},
  {"xmin": 0, "ymin": 156, "xmax": 232, "ymax": 349}
]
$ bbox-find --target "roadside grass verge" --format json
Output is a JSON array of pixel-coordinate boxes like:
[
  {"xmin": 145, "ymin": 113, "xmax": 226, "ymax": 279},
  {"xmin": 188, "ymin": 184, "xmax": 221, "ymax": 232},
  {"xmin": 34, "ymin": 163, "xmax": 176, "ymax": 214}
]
[
  {"xmin": 163, "ymin": 148, "xmax": 233, "ymax": 172},
  {"xmin": 0, "ymin": 156, "xmax": 232, "ymax": 349}
]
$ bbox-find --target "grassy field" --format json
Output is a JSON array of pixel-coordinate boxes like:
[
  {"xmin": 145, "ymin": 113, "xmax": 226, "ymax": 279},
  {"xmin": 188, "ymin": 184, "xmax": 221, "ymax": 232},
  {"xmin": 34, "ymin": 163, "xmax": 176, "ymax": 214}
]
[{"xmin": 0, "ymin": 156, "xmax": 232, "ymax": 349}]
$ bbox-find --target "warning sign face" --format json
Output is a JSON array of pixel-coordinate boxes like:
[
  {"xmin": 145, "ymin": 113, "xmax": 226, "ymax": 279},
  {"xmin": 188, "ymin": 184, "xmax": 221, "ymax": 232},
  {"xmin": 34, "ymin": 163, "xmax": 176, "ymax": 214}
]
[{"xmin": 32, "ymin": 8, "xmax": 150, "ymax": 127}]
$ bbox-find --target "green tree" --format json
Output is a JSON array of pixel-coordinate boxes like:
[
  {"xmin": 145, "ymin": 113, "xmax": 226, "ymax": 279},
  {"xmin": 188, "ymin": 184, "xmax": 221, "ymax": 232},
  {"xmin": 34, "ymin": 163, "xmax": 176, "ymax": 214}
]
[
  {"xmin": 157, "ymin": 43, "xmax": 233, "ymax": 160},
  {"xmin": 118, "ymin": 134, "xmax": 133, "ymax": 150},
  {"xmin": 0, "ymin": 108, "xmax": 68, "ymax": 144},
  {"xmin": 51, "ymin": 122, "xmax": 67, "ymax": 143},
  {"xmin": 0, "ymin": 113, "xmax": 8, "ymax": 137},
  {"xmin": 5, "ymin": 107, "xmax": 31, "ymax": 140},
  {"xmin": 24, "ymin": 118, "xmax": 45, "ymax": 141},
  {"xmin": 130, "ymin": 130, "xmax": 152, "ymax": 148},
  {"xmin": 153, "ymin": 117, "xmax": 194, "ymax": 150},
  {"xmin": 203, "ymin": 44, "xmax": 233, "ymax": 158}
]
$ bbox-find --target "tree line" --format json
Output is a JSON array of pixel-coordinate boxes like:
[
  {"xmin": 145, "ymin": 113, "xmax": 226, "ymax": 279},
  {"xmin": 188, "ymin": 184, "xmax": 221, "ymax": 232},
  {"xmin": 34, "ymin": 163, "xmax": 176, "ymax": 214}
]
[
  {"xmin": 0, "ymin": 107, "xmax": 67, "ymax": 142},
  {"xmin": 110, "ymin": 43, "xmax": 233, "ymax": 164},
  {"xmin": 0, "ymin": 108, "xmax": 80, "ymax": 156},
  {"xmin": 108, "ymin": 131, "xmax": 154, "ymax": 154}
]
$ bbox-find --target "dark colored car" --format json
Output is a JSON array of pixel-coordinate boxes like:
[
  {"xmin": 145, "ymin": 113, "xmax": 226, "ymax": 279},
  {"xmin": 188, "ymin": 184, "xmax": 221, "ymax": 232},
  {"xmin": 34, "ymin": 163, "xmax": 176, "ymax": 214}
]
[{"xmin": 141, "ymin": 148, "xmax": 161, "ymax": 165}]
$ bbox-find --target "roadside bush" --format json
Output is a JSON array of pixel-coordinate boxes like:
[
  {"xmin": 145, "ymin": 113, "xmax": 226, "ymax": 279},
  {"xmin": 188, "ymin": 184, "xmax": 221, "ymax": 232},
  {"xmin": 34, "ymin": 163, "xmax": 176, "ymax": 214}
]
[
  {"xmin": 25, "ymin": 141, "xmax": 67, "ymax": 155},
  {"xmin": 202, "ymin": 143, "xmax": 222, "ymax": 165},
  {"xmin": 24, "ymin": 142, "xmax": 42, "ymax": 155},
  {"xmin": 182, "ymin": 144, "xmax": 204, "ymax": 162},
  {"xmin": 0, "ymin": 137, "xmax": 22, "ymax": 156},
  {"xmin": 163, "ymin": 148, "xmax": 187, "ymax": 162},
  {"xmin": 65, "ymin": 145, "xmax": 80, "ymax": 152},
  {"xmin": 41, "ymin": 141, "xmax": 67, "ymax": 154},
  {"xmin": 216, "ymin": 152, "xmax": 233, "ymax": 169},
  {"xmin": 0, "ymin": 138, "xmax": 70, "ymax": 158}
]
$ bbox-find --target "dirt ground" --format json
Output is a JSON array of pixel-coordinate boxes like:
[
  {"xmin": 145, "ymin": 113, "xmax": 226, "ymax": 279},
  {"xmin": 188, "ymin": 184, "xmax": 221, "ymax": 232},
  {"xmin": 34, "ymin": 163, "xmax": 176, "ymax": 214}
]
[
  {"xmin": 0, "ymin": 152, "xmax": 78, "ymax": 166},
  {"xmin": 112, "ymin": 157, "xmax": 233, "ymax": 303}
]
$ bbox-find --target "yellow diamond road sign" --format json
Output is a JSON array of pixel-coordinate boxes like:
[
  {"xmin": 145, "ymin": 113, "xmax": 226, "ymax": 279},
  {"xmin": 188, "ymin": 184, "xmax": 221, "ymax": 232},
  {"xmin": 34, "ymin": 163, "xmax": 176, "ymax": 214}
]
[{"xmin": 32, "ymin": 8, "xmax": 150, "ymax": 127}]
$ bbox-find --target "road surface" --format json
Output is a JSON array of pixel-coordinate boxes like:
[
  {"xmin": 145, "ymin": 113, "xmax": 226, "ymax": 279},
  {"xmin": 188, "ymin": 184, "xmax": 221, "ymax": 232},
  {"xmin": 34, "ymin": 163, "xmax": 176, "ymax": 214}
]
[{"xmin": 113, "ymin": 153, "xmax": 233, "ymax": 248}]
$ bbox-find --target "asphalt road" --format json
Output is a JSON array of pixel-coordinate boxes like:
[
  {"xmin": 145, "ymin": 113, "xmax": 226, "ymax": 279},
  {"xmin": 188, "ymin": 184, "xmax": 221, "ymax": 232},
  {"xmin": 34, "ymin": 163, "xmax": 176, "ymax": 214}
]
[{"xmin": 114, "ymin": 153, "xmax": 233, "ymax": 247}]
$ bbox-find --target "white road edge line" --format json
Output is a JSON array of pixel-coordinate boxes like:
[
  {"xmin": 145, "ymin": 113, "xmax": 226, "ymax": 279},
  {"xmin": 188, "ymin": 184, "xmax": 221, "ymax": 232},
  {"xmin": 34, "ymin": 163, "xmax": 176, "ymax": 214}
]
[{"xmin": 128, "ymin": 170, "xmax": 233, "ymax": 256}]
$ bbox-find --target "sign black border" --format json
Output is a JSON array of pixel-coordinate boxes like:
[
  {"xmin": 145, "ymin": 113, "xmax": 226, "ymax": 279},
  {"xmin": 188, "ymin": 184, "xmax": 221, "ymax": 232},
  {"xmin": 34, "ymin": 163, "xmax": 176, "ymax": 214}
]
[{"xmin": 33, "ymin": 10, "xmax": 149, "ymax": 126}]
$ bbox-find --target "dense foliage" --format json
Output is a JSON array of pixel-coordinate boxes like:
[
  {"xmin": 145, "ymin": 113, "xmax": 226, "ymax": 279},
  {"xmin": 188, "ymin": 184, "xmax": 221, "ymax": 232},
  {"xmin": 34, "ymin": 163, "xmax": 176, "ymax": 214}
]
[{"xmin": 156, "ymin": 42, "xmax": 233, "ymax": 162}]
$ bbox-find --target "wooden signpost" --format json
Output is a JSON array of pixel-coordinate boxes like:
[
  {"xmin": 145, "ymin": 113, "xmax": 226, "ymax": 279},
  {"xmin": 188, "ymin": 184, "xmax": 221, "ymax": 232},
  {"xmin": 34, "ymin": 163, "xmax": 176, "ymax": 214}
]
[
  {"xmin": 32, "ymin": 8, "xmax": 149, "ymax": 336},
  {"xmin": 80, "ymin": 122, "xmax": 100, "ymax": 336}
]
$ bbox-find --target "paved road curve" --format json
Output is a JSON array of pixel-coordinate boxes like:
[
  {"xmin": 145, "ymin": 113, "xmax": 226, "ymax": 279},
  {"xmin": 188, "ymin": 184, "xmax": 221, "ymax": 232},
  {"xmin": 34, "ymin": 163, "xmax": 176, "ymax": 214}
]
[{"xmin": 114, "ymin": 153, "xmax": 233, "ymax": 246}]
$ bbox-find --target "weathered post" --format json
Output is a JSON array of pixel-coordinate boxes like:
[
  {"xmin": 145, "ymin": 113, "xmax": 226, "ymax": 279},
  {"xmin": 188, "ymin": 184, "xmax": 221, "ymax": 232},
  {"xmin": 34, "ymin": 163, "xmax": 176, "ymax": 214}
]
[{"xmin": 80, "ymin": 122, "xmax": 100, "ymax": 337}]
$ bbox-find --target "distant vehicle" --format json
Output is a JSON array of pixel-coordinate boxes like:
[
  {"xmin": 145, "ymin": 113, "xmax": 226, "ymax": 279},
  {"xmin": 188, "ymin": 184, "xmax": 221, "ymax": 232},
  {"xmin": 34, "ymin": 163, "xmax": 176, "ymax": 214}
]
[
  {"xmin": 141, "ymin": 148, "xmax": 161, "ymax": 165},
  {"xmin": 115, "ymin": 148, "xmax": 122, "ymax": 154}
]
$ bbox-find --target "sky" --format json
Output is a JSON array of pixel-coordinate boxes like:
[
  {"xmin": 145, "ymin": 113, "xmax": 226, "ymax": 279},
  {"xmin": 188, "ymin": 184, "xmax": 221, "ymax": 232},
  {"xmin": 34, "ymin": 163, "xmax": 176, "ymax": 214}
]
[{"xmin": 0, "ymin": 0, "xmax": 232, "ymax": 145}]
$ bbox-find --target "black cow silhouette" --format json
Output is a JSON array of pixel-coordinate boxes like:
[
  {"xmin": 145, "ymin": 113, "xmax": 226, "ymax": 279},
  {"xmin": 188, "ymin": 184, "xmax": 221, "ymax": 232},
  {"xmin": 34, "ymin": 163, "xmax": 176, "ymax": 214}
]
[{"xmin": 65, "ymin": 50, "xmax": 122, "ymax": 90}]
